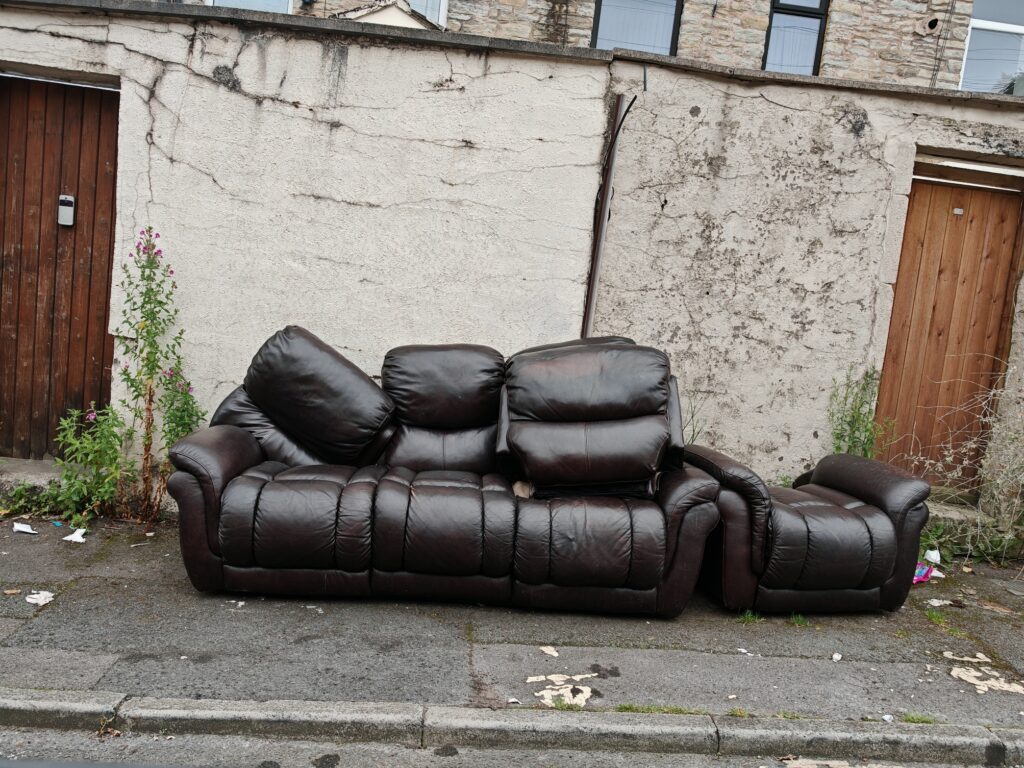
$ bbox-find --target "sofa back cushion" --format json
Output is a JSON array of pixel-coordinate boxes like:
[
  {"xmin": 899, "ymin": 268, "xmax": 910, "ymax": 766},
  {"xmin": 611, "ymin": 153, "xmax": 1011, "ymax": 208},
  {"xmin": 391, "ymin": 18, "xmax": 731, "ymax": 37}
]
[
  {"xmin": 380, "ymin": 344, "xmax": 504, "ymax": 473},
  {"xmin": 503, "ymin": 344, "xmax": 671, "ymax": 491},
  {"xmin": 242, "ymin": 326, "xmax": 395, "ymax": 466},
  {"xmin": 211, "ymin": 386, "xmax": 322, "ymax": 467}
]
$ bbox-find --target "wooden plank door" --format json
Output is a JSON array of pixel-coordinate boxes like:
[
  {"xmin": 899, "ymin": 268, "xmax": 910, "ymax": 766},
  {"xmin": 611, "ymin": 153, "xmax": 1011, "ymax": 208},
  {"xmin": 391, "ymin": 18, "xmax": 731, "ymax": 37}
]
[
  {"xmin": 877, "ymin": 178, "xmax": 1024, "ymax": 482},
  {"xmin": 0, "ymin": 76, "xmax": 119, "ymax": 459}
]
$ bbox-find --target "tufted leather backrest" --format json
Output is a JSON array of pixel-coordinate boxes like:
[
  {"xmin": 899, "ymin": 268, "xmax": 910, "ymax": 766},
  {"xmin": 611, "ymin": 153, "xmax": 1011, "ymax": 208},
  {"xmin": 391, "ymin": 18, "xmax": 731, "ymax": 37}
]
[
  {"xmin": 215, "ymin": 326, "xmax": 396, "ymax": 466},
  {"xmin": 501, "ymin": 343, "xmax": 672, "ymax": 495},
  {"xmin": 380, "ymin": 344, "xmax": 505, "ymax": 473}
]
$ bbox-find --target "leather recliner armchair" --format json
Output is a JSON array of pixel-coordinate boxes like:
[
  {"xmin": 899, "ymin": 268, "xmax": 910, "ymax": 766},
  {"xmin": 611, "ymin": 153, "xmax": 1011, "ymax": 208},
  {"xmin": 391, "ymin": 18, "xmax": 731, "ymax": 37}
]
[
  {"xmin": 686, "ymin": 445, "xmax": 930, "ymax": 612},
  {"xmin": 168, "ymin": 326, "xmax": 721, "ymax": 617}
]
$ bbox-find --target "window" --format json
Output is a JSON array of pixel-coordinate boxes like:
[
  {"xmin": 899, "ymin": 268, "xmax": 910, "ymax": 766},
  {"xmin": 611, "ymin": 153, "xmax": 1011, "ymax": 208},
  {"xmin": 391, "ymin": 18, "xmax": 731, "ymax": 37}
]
[
  {"xmin": 209, "ymin": 0, "xmax": 292, "ymax": 13},
  {"xmin": 408, "ymin": 0, "xmax": 447, "ymax": 27},
  {"xmin": 763, "ymin": 0, "xmax": 829, "ymax": 76},
  {"xmin": 961, "ymin": 0, "xmax": 1024, "ymax": 95},
  {"xmin": 591, "ymin": 0, "xmax": 683, "ymax": 56}
]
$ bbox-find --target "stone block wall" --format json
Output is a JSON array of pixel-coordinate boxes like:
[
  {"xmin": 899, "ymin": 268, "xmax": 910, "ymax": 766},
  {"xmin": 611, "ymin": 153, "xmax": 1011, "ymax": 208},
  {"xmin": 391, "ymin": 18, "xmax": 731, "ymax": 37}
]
[
  {"xmin": 446, "ymin": 0, "xmax": 594, "ymax": 46},
  {"xmin": 675, "ymin": 0, "xmax": 772, "ymax": 70},
  {"xmin": 821, "ymin": 0, "xmax": 973, "ymax": 89}
]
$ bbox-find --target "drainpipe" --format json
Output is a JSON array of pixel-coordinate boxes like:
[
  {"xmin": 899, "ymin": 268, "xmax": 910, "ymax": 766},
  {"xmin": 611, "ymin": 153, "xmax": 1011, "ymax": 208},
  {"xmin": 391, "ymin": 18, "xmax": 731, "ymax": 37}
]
[{"xmin": 581, "ymin": 93, "xmax": 635, "ymax": 337}]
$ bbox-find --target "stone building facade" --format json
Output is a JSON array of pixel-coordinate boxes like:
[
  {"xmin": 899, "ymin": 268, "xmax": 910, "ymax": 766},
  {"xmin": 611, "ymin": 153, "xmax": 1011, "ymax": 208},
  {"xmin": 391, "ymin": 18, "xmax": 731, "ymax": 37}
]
[{"xmin": 283, "ymin": 0, "xmax": 983, "ymax": 91}]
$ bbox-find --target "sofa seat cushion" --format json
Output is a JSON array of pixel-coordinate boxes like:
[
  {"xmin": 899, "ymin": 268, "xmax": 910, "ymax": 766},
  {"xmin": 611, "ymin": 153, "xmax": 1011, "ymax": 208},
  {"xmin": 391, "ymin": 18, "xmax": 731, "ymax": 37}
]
[
  {"xmin": 514, "ymin": 497, "xmax": 666, "ymax": 590},
  {"xmin": 760, "ymin": 486, "xmax": 897, "ymax": 591},
  {"xmin": 219, "ymin": 464, "xmax": 383, "ymax": 571},
  {"xmin": 373, "ymin": 468, "xmax": 515, "ymax": 577}
]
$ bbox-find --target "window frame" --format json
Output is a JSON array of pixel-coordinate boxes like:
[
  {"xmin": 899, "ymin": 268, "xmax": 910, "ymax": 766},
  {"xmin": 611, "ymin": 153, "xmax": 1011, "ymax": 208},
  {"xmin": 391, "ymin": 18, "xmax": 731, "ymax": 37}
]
[
  {"xmin": 959, "ymin": 17, "xmax": 1024, "ymax": 92},
  {"xmin": 761, "ymin": 0, "xmax": 831, "ymax": 77},
  {"xmin": 590, "ymin": 0, "xmax": 686, "ymax": 57},
  {"xmin": 408, "ymin": 0, "xmax": 449, "ymax": 29}
]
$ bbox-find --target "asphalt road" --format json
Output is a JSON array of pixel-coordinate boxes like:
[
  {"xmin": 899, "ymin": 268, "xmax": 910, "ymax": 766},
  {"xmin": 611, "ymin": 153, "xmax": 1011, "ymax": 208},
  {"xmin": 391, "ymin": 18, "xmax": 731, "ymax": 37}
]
[{"xmin": 0, "ymin": 727, "xmax": 993, "ymax": 768}]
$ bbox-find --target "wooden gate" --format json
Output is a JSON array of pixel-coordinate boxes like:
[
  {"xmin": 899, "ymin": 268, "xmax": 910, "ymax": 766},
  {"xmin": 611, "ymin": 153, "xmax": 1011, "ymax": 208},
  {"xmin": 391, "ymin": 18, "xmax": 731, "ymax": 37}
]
[
  {"xmin": 0, "ymin": 76, "xmax": 119, "ymax": 459},
  {"xmin": 877, "ymin": 174, "xmax": 1024, "ymax": 482}
]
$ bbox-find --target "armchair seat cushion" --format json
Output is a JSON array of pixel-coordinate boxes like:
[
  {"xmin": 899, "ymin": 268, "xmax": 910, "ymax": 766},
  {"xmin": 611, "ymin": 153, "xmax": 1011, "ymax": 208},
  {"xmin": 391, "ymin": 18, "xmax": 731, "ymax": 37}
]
[
  {"xmin": 760, "ymin": 486, "xmax": 897, "ymax": 591},
  {"xmin": 218, "ymin": 464, "xmax": 382, "ymax": 571},
  {"xmin": 515, "ymin": 497, "xmax": 666, "ymax": 590}
]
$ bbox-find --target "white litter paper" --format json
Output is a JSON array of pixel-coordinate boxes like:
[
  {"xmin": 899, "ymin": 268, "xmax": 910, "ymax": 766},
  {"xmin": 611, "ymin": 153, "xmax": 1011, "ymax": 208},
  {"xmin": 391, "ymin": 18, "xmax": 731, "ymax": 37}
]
[
  {"xmin": 927, "ymin": 599, "xmax": 952, "ymax": 607},
  {"xmin": 25, "ymin": 590, "xmax": 54, "ymax": 606},
  {"xmin": 942, "ymin": 651, "xmax": 992, "ymax": 664},
  {"xmin": 831, "ymin": 653, "xmax": 843, "ymax": 662},
  {"xmin": 924, "ymin": 548, "xmax": 941, "ymax": 565},
  {"xmin": 539, "ymin": 646, "xmax": 559, "ymax": 657},
  {"xmin": 62, "ymin": 528, "xmax": 87, "ymax": 544},
  {"xmin": 12, "ymin": 523, "xmax": 37, "ymax": 535}
]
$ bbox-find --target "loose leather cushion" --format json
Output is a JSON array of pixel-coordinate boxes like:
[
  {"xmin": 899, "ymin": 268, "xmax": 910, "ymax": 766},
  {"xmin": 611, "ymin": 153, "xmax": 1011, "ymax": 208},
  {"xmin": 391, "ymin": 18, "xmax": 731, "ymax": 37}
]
[
  {"xmin": 219, "ymin": 463, "xmax": 383, "ymax": 570},
  {"xmin": 761, "ymin": 486, "xmax": 897, "ymax": 591},
  {"xmin": 373, "ymin": 469, "xmax": 515, "ymax": 577},
  {"xmin": 506, "ymin": 344, "xmax": 670, "ymax": 422},
  {"xmin": 211, "ymin": 386, "xmax": 322, "ymax": 467},
  {"xmin": 243, "ymin": 326, "xmax": 395, "ymax": 465},
  {"xmin": 382, "ymin": 424, "xmax": 498, "ymax": 474},
  {"xmin": 381, "ymin": 344, "xmax": 504, "ymax": 429},
  {"xmin": 507, "ymin": 417, "xmax": 668, "ymax": 487},
  {"xmin": 515, "ymin": 497, "xmax": 665, "ymax": 589}
]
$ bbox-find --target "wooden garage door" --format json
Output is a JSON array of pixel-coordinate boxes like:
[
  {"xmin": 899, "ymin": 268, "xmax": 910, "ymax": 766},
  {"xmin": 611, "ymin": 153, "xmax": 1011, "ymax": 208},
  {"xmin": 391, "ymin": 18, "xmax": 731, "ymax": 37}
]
[
  {"xmin": 877, "ymin": 177, "xmax": 1024, "ymax": 482},
  {"xmin": 0, "ymin": 76, "xmax": 119, "ymax": 459}
]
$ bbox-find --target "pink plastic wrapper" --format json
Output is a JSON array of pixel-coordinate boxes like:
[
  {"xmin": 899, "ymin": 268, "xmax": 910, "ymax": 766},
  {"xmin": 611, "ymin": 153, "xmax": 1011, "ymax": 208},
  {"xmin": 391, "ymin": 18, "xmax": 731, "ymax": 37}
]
[{"xmin": 913, "ymin": 562, "xmax": 934, "ymax": 584}]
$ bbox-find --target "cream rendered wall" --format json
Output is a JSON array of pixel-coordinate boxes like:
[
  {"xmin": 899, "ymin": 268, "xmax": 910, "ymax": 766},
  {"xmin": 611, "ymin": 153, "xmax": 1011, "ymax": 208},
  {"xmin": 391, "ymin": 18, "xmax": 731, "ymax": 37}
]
[
  {"xmin": 0, "ymin": 9, "xmax": 610, "ymax": 415},
  {"xmin": 594, "ymin": 60, "xmax": 1024, "ymax": 478}
]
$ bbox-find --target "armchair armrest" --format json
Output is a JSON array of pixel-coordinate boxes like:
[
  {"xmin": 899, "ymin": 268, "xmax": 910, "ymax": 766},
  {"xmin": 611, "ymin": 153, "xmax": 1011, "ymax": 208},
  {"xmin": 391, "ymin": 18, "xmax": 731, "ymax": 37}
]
[
  {"xmin": 664, "ymin": 377, "xmax": 685, "ymax": 470},
  {"xmin": 169, "ymin": 424, "xmax": 264, "ymax": 519},
  {"xmin": 683, "ymin": 444, "xmax": 774, "ymax": 573},
  {"xmin": 803, "ymin": 454, "xmax": 930, "ymax": 527},
  {"xmin": 655, "ymin": 464, "xmax": 719, "ymax": 570}
]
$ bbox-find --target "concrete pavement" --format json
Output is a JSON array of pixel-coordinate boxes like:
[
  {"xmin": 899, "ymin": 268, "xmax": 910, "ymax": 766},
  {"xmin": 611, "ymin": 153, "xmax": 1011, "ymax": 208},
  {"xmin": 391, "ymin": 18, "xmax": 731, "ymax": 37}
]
[{"xmin": 1, "ymin": 518, "xmax": 1023, "ymax": 764}]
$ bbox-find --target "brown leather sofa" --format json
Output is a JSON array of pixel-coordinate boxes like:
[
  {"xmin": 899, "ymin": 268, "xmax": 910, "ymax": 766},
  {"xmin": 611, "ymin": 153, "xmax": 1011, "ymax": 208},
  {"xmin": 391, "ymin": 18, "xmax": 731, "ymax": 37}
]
[
  {"xmin": 687, "ymin": 445, "xmax": 930, "ymax": 613},
  {"xmin": 169, "ymin": 326, "xmax": 721, "ymax": 617}
]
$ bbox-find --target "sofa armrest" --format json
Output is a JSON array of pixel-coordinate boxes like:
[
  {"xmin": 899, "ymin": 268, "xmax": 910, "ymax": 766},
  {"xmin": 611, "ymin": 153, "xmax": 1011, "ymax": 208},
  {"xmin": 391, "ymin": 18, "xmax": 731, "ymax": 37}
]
[
  {"xmin": 683, "ymin": 444, "xmax": 774, "ymax": 573},
  {"xmin": 169, "ymin": 425, "xmax": 264, "ymax": 522},
  {"xmin": 655, "ymin": 464, "xmax": 719, "ymax": 570},
  {"xmin": 805, "ymin": 454, "xmax": 930, "ymax": 528},
  {"xmin": 664, "ymin": 377, "xmax": 685, "ymax": 469}
]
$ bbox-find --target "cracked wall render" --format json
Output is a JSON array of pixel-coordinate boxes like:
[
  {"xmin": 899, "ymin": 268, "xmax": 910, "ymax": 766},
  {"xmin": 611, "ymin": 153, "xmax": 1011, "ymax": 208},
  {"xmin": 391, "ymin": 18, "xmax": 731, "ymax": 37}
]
[
  {"xmin": 594, "ymin": 61, "xmax": 1024, "ymax": 477},
  {"xmin": 0, "ymin": 9, "xmax": 609, "ymax": 414}
]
